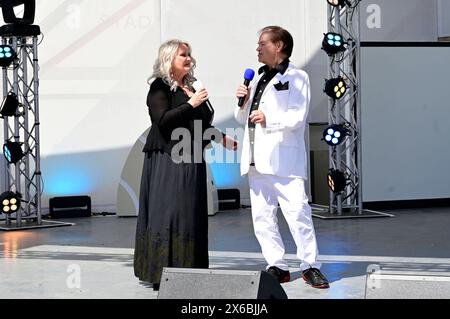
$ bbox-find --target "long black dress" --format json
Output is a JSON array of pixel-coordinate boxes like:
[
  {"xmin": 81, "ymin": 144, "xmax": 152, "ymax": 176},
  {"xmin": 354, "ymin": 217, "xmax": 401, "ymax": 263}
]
[{"xmin": 134, "ymin": 78, "xmax": 221, "ymax": 284}]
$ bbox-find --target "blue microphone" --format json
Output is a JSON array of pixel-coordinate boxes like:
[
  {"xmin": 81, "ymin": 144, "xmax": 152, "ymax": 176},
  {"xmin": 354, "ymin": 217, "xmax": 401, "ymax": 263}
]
[{"xmin": 238, "ymin": 68, "xmax": 255, "ymax": 107}]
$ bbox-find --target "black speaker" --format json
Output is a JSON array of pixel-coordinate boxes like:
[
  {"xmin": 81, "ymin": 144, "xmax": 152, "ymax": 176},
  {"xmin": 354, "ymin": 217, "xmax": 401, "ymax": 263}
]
[
  {"xmin": 49, "ymin": 196, "xmax": 91, "ymax": 219},
  {"xmin": 217, "ymin": 189, "xmax": 240, "ymax": 210},
  {"xmin": 157, "ymin": 268, "xmax": 287, "ymax": 299}
]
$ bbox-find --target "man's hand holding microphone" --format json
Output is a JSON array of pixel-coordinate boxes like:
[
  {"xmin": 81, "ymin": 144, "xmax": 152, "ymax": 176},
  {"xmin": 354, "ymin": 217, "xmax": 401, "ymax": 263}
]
[{"xmin": 236, "ymin": 68, "xmax": 266, "ymax": 127}]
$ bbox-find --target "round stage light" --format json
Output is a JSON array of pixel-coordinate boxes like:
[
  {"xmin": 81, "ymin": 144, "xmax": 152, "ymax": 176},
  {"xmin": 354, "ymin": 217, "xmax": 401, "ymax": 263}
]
[
  {"xmin": 3, "ymin": 141, "xmax": 25, "ymax": 164},
  {"xmin": 327, "ymin": 0, "xmax": 347, "ymax": 7},
  {"xmin": 0, "ymin": 191, "xmax": 21, "ymax": 215},
  {"xmin": 324, "ymin": 77, "xmax": 347, "ymax": 100},
  {"xmin": 322, "ymin": 32, "xmax": 346, "ymax": 55},
  {"xmin": 0, "ymin": 92, "xmax": 19, "ymax": 118},
  {"xmin": 323, "ymin": 124, "xmax": 350, "ymax": 146},
  {"xmin": 327, "ymin": 169, "xmax": 347, "ymax": 193},
  {"xmin": 0, "ymin": 45, "xmax": 17, "ymax": 68}
]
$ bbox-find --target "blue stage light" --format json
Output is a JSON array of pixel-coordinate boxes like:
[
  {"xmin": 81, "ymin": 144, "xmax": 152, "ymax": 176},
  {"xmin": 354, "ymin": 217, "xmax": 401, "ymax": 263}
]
[
  {"xmin": 3, "ymin": 141, "xmax": 24, "ymax": 164},
  {"xmin": 322, "ymin": 33, "xmax": 346, "ymax": 55},
  {"xmin": 0, "ymin": 45, "xmax": 16, "ymax": 67}
]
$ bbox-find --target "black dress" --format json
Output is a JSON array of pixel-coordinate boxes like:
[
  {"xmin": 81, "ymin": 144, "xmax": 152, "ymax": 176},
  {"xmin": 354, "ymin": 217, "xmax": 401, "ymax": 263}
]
[{"xmin": 134, "ymin": 78, "xmax": 222, "ymax": 284}]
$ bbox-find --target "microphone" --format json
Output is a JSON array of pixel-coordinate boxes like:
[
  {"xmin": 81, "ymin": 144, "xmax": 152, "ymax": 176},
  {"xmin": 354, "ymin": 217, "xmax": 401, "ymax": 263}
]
[
  {"xmin": 192, "ymin": 80, "xmax": 214, "ymax": 114},
  {"xmin": 238, "ymin": 68, "xmax": 255, "ymax": 107}
]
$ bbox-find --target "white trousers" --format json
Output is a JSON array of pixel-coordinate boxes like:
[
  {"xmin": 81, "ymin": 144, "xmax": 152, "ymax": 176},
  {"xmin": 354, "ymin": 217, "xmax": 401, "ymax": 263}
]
[{"xmin": 248, "ymin": 167, "xmax": 320, "ymax": 271}]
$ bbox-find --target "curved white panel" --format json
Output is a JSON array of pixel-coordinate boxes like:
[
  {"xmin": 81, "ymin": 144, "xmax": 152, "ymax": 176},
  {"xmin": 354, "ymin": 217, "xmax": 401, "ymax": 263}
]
[{"xmin": 116, "ymin": 127, "xmax": 219, "ymax": 216}]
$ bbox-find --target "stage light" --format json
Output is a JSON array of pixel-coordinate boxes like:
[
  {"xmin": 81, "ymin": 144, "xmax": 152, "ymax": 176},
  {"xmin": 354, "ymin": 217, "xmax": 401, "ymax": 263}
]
[
  {"xmin": 0, "ymin": 92, "xmax": 19, "ymax": 118},
  {"xmin": 0, "ymin": 0, "xmax": 36, "ymax": 25},
  {"xmin": 323, "ymin": 124, "xmax": 350, "ymax": 146},
  {"xmin": 0, "ymin": 45, "xmax": 16, "ymax": 67},
  {"xmin": 327, "ymin": 0, "xmax": 347, "ymax": 7},
  {"xmin": 3, "ymin": 141, "xmax": 25, "ymax": 164},
  {"xmin": 327, "ymin": 169, "xmax": 347, "ymax": 193},
  {"xmin": 324, "ymin": 77, "xmax": 347, "ymax": 100},
  {"xmin": 322, "ymin": 32, "xmax": 346, "ymax": 55},
  {"xmin": 0, "ymin": 191, "xmax": 21, "ymax": 214}
]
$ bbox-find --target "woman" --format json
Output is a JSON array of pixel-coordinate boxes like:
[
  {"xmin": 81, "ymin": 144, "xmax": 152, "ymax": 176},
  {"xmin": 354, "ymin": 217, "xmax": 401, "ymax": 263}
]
[{"xmin": 134, "ymin": 39, "xmax": 237, "ymax": 290}]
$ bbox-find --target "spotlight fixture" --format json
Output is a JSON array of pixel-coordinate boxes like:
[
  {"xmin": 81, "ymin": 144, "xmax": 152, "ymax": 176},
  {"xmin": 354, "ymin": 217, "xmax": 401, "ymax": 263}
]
[
  {"xmin": 324, "ymin": 76, "xmax": 347, "ymax": 100},
  {"xmin": 0, "ymin": 45, "xmax": 16, "ymax": 68},
  {"xmin": 3, "ymin": 141, "xmax": 25, "ymax": 164},
  {"xmin": 0, "ymin": 191, "xmax": 21, "ymax": 215},
  {"xmin": 323, "ymin": 124, "xmax": 350, "ymax": 146},
  {"xmin": 0, "ymin": 92, "xmax": 19, "ymax": 118},
  {"xmin": 322, "ymin": 32, "xmax": 346, "ymax": 55},
  {"xmin": 327, "ymin": 0, "xmax": 348, "ymax": 7},
  {"xmin": 0, "ymin": 0, "xmax": 36, "ymax": 25},
  {"xmin": 327, "ymin": 169, "xmax": 347, "ymax": 193}
]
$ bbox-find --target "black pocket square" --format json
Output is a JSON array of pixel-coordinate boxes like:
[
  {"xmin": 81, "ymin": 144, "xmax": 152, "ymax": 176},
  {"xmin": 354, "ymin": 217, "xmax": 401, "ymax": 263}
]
[{"xmin": 274, "ymin": 81, "xmax": 289, "ymax": 91}]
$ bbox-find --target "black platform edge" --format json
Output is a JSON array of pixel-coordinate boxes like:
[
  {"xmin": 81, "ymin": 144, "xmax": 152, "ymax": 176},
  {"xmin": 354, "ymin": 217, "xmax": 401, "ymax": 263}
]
[
  {"xmin": 0, "ymin": 24, "xmax": 41, "ymax": 37},
  {"xmin": 363, "ymin": 198, "xmax": 450, "ymax": 211}
]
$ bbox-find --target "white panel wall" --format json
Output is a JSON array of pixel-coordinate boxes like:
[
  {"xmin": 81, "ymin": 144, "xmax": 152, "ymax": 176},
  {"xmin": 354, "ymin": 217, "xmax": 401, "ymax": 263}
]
[
  {"xmin": 361, "ymin": 0, "xmax": 438, "ymax": 41},
  {"xmin": 0, "ymin": 0, "xmax": 445, "ymax": 211},
  {"xmin": 1, "ymin": 0, "xmax": 330, "ymax": 211},
  {"xmin": 361, "ymin": 46, "xmax": 450, "ymax": 202},
  {"xmin": 438, "ymin": 0, "xmax": 450, "ymax": 38}
]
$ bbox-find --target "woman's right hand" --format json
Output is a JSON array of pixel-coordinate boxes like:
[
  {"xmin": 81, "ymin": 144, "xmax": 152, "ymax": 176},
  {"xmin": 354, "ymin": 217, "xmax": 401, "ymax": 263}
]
[
  {"xmin": 188, "ymin": 88, "xmax": 209, "ymax": 108},
  {"xmin": 236, "ymin": 84, "xmax": 250, "ymax": 106}
]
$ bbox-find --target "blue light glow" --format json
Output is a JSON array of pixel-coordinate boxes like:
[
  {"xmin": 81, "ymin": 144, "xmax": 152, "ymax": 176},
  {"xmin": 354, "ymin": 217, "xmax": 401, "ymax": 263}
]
[
  {"xmin": 209, "ymin": 163, "xmax": 242, "ymax": 188},
  {"xmin": 44, "ymin": 163, "xmax": 94, "ymax": 196},
  {"xmin": 4, "ymin": 148, "xmax": 11, "ymax": 162}
]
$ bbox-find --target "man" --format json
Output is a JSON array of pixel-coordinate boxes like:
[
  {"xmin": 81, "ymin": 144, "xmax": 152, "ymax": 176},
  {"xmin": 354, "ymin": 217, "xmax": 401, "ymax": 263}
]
[{"xmin": 234, "ymin": 26, "xmax": 329, "ymax": 288}]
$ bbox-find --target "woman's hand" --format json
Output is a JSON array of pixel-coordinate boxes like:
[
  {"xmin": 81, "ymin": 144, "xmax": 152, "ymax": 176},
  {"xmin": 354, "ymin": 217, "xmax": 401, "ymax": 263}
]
[
  {"xmin": 236, "ymin": 84, "xmax": 251, "ymax": 106},
  {"xmin": 221, "ymin": 135, "xmax": 238, "ymax": 151},
  {"xmin": 188, "ymin": 88, "xmax": 209, "ymax": 108}
]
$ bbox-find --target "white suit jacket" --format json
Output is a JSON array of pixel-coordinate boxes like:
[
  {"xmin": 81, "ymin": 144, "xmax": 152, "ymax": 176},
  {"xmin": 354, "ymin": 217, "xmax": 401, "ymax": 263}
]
[{"xmin": 234, "ymin": 63, "xmax": 310, "ymax": 179}]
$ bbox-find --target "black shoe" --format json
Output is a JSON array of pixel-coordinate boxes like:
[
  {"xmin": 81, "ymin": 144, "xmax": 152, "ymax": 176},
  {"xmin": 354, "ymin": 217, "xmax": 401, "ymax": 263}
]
[
  {"xmin": 152, "ymin": 283, "xmax": 160, "ymax": 291},
  {"xmin": 266, "ymin": 266, "xmax": 291, "ymax": 283},
  {"xmin": 302, "ymin": 268, "xmax": 329, "ymax": 289}
]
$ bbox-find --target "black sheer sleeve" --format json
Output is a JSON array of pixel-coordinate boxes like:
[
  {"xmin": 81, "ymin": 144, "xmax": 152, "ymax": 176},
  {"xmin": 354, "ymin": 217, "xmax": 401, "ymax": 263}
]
[{"xmin": 147, "ymin": 78, "xmax": 193, "ymax": 133}]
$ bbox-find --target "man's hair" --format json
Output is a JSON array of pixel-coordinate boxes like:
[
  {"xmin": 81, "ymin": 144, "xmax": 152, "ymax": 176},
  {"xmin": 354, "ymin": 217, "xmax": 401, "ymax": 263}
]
[{"xmin": 259, "ymin": 26, "xmax": 294, "ymax": 58}]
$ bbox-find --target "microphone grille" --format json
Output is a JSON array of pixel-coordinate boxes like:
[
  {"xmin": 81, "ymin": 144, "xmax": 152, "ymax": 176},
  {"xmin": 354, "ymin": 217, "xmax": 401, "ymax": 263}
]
[
  {"xmin": 244, "ymin": 68, "xmax": 255, "ymax": 81},
  {"xmin": 192, "ymin": 80, "xmax": 204, "ymax": 91}
]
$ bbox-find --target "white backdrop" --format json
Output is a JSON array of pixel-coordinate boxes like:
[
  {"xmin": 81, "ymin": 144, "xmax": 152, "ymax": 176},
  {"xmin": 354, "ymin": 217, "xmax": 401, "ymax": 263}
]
[
  {"xmin": 0, "ymin": 0, "xmax": 443, "ymax": 211},
  {"xmin": 361, "ymin": 46, "xmax": 450, "ymax": 202}
]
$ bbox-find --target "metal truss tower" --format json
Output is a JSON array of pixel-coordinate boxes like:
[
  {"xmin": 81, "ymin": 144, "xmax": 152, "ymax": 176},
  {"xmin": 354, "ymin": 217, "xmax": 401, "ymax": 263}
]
[
  {"xmin": 0, "ymin": 24, "xmax": 71, "ymax": 230},
  {"xmin": 313, "ymin": 0, "xmax": 391, "ymax": 219},
  {"xmin": 327, "ymin": 1, "xmax": 362, "ymax": 215},
  {"xmin": 1, "ymin": 29, "xmax": 42, "ymax": 228}
]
